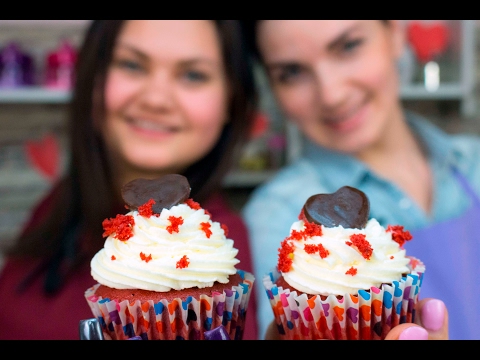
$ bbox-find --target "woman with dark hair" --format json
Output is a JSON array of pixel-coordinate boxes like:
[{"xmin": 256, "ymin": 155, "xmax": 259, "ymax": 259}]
[
  {"xmin": 0, "ymin": 20, "xmax": 258, "ymax": 340},
  {"xmin": 241, "ymin": 20, "xmax": 456, "ymax": 340}
]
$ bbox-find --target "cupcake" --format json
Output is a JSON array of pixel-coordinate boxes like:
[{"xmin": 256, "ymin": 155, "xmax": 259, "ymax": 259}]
[
  {"xmin": 264, "ymin": 186, "xmax": 425, "ymax": 340},
  {"xmin": 84, "ymin": 174, "xmax": 255, "ymax": 340}
]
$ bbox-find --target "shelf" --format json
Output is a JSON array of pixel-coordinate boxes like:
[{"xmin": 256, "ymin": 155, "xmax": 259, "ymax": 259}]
[
  {"xmin": 0, "ymin": 83, "xmax": 468, "ymax": 105},
  {"xmin": 400, "ymin": 83, "xmax": 467, "ymax": 100},
  {"xmin": 0, "ymin": 20, "xmax": 91, "ymax": 28},
  {"xmin": 223, "ymin": 169, "xmax": 277, "ymax": 188},
  {"xmin": 0, "ymin": 87, "xmax": 71, "ymax": 103}
]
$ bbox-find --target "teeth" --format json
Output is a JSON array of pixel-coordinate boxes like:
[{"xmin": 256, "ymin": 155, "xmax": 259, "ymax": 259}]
[
  {"xmin": 132, "ymin": 119, "xmax": 172, "ymax": 131},
  {"xmin": 325, "ymin": 105, "xmax": 361, "ymax": 124}
]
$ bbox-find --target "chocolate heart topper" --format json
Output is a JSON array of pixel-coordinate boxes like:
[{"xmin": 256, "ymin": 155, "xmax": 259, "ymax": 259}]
[
  {"xmin": 303, "ymin": 186, "xmax": 370, "ymax": 229},
  {"xmin": 121, "ymin": 174, "xmax": 191, "ymax": 214}
]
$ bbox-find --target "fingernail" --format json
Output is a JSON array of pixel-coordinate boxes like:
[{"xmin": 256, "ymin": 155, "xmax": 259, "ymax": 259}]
[
  {"xmin": 421, "ymin": 299, "xmax": 445, "ymax": 331},
  {"xmin": 399, "ymin": 326, "xmax": 429, "ymax": 340}
]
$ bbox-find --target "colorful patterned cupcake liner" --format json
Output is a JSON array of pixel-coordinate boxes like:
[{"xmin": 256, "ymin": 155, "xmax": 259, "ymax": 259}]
[
  {"xmin": 84, "ymin": 270, "xmax": 254, "ymax": 340},
  {"xmin": 263, "ymin": 256, "xmax": 425, "ymax": 340}
]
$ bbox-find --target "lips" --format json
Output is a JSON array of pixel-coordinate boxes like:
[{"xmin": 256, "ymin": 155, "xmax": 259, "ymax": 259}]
[
  {"xmin": 323, "ymin": 103, "xmax": 367, "ymax": 133},
  {"xmin": 127, "ymin": 117, "xmax": 181, "ymax": 138}
]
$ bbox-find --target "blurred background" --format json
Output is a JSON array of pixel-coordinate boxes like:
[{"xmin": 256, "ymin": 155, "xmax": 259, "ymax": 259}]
[{"xmin": 1, "ymin": 20, "xmax": 479, "ymax": 252}]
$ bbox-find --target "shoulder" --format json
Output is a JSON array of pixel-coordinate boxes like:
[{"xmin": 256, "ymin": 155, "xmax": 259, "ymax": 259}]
[
  {"xmin": 408, "ymin": 111, "xmax": 480, "ymax": 171},
  {"xmin": 19, "ymin": 181, "xmax": 63, "ymax": 234},
  {"xmin": 242, "ymin": 159, "xmax": 330, "ymax": 221},
  {"xmin": 450, "ymin": 132, "xmax": 480, "ymax": 158},
  {"xmin": 449, "ymin": 133, "xmax": 480, "ymax": 186}
]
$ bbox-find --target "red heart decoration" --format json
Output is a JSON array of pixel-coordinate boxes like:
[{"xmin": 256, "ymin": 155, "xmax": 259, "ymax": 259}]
[
  {"xmin": 407, "ymin": 21, "xmax": 450, "ymax": 63},
  {"xmin": 24, "ymin": 133, "xmax": 60, "ymax": 182}
]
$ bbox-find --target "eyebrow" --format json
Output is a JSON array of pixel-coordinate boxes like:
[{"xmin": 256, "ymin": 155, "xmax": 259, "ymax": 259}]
[
  {"xmin": 115, "ymin": 42, "xmax": 220, "ymax": 68},
  {"xmin": 115, "ymin": 43, "xmax": 148, "ymax": 61},
  {"xmin": 265, "ymin": 22, "xmax": 364, "ymax": 72},
  {"xmin": 326, "ymin": 22, "xmax": 362, "ymax": 51}
]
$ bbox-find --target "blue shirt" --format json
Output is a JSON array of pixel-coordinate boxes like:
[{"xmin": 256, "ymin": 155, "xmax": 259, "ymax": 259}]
[{"xmin": 242, "ymin": 111, "xmax": 480, "ymax": 339}]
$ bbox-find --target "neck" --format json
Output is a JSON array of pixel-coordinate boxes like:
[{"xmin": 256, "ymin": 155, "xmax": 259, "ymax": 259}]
[{"xmin": 356, "ymin": 112, "xmax": 433, "ymax": 214}]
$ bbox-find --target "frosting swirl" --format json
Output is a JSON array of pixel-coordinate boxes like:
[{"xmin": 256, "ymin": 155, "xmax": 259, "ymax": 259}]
[
  {"xmin": 278, "ymin": 218, "xmax": 411, "ymax": 296},
  {"xmin": 91, "ymin": 201, "xmax": 239, "ymax": 291}
]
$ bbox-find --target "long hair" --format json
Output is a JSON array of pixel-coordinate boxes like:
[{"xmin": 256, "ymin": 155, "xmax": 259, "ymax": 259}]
[{"xmin": 6, "ymin": 20, "xmax": 257, "ymax": 293}]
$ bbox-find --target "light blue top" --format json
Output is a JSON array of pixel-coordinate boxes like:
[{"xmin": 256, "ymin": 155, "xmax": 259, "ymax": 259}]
[{"xmin": 242, "ymin": 111, "xmax": 480, "ymax": 339}]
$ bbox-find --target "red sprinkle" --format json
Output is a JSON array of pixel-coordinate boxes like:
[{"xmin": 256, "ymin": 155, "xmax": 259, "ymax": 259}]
[
  {"xmin": 390, "ymin": 256, "xmax": 394, "ymax": 259},
  {"xmin": 186, "ymin": 198, "xmax": 201, "ymax": 210},
  {"xmin": 167, "ymin": 216, "xmax": 184, "ymax": 234},
  {"xmin": 138, "ymin": 199, "xmax": 158, "ymax": 218},
  {"xmin": 348, "ymin": 234, "xmax": 373, "ymax": 260},
  {"xmin": 140, "ymin": 252, "xmax": 152, "ymax": 263},
  {"xmin": 278, "ymin": 239, "xmax": 295, "ymax": 273},
  {"xmin": 289, "ymin": 229, "xmax": 304, "ymax": 241},
  {"xmin": 304, "ymin": 244, "xmax": 318, "ymax": 254},
  {"xmin": 317, "ymin": 243, "xmax": 329, "ymax": 258},
  {"xmin": 102, "ymin": 214, "xmax": 135, "ymax": 241},
  {"xmin": 303, "ymin": 221, "xmax": 323, "ymax": 237},
  {"xmin": 221, "ymin": 224, "xmax": 229, "ymax": 237},
  {"xmin": 346, "ymin": 267, "xmax": 357, "ymax": 276},
  {"xmin": 111, "ymin": 255, "xmax": 116, "ymax": 261},
  {"xmin": 387, "ymin": 225, "xmax": 413, "ymax": 248},
  {"xmin": 176, "ymin": 255, "xmax": 190, "ymax": 269},
  {"xmin": 303, "ymin": 244, "xmax": 329, "ymax": 258},
  {"xmin": 298, "ymin": 208, "xmax": 306, "ymax": 221},
  {"xmin": 201, "ymin": 222, "xmax": 212, "ymax": 238},
  {"xmin": 410, "ymin": 257, "xmax": 420, "ymax": 269}
]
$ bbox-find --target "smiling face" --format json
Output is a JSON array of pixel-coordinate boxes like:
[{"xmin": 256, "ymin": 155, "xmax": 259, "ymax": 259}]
[
  {"xmin": 102, "ymin": 20, "xmax": 229, "ymax": 178},
  {"xmin": 256, "ymin": 20, "xmax": 405, "ymax": 155}
]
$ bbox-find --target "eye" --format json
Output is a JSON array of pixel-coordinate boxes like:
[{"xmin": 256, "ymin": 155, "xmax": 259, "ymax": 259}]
[
  {"xmin": 274, "ymin": 64, "xmax": 305, "ymax": 84},
  {"xmin": 113, "ymin": 58, "xmax": 144, "ymax": 73},
  {"xmin": 182, "ymin": 70, "xmax": 209, "ymax": 83},
  {"xmin": 340, "ymin": 38, "xmax": 364, "ymax": 54}
]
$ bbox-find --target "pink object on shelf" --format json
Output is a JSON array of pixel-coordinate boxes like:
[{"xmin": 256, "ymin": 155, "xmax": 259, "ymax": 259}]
[
  {"xmin": 268, "ymin": 134, "xmax": 286, "ymax": 150},
  {"xmin": 44, "ymin": 39, "xmax": 77, "ymax": 90}
]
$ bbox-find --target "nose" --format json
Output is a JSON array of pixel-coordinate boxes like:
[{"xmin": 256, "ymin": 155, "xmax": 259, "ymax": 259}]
[
  {"xmin": 313, "ymin": 62, "xmax": 347, "ymax": 109},
  {"xmin": 139, "ymin": 71, "xmax": 175, "ymax": 111}
]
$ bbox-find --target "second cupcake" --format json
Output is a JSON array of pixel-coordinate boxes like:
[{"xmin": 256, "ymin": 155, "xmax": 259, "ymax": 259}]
[{"xmin": 264, "ymin": 185, "xmax": 425, "ymax": 340}]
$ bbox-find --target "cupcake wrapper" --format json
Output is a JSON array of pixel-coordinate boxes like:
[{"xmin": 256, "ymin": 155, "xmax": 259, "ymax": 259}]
[
  {"xmin": 264, "ymin": 256, "xmax": 425, "ymax": 340},
  {"xmin": 84, "ymin": 270, "xmax": 254, "ymax": 340}
]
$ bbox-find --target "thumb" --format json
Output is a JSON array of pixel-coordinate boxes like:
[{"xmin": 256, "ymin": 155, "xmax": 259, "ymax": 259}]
[
  {"xmin": 414, "ymin": 298, "xmax": 449, "ymax": 340},
  {"xmin": 384, "ymin": 298, "xmax": 448, "ymax": 340}
]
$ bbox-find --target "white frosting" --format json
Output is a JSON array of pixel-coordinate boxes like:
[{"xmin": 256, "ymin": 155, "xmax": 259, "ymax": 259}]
[
  {"xmin": 280, "ymin": 218, "xmax": 410, "ymax": 296},
  {"xmin": 91, "ymin": 203, "xmax": 239, "ymax": 291}
]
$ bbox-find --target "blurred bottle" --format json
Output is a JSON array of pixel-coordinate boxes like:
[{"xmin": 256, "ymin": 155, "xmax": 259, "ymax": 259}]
[
  {"xmin": 267, "ymin": 133, "xmax": 286, "ymax": 169},
  {"xmin": 44, "ymin": 39, "xmax": 77, "ymax": 90},
  {"xmin": 239, "ymin": 111, "xmax": 271, "ymax": 171},
  {"xmin": 0, "ymin": 41, "xmax": 35, "ymax": 88}
]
